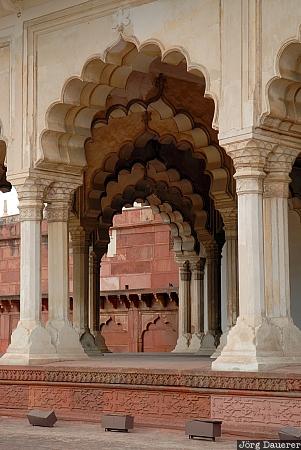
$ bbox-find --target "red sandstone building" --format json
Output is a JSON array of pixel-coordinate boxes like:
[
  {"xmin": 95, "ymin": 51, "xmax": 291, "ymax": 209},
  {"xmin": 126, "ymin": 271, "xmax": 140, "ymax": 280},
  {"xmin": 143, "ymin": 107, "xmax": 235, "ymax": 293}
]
[{"xmin": 0, "ymin": 206, "xmax": 179, "ymax": 353}]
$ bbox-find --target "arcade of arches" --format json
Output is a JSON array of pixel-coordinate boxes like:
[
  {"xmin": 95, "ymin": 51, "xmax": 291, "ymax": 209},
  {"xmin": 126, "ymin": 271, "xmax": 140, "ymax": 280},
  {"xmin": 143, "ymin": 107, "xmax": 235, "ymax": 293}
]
[{"xmin": 1, "ymin": 2, "xmax": 301, "ymax": 372}]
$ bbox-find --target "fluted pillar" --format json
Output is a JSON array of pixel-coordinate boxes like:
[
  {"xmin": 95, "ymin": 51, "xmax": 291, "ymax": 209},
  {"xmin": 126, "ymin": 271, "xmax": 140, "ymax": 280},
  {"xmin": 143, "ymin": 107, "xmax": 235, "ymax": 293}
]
[
  {"xmin": 0, "ymin": 179, "xmax": 57, "ymax": 364},
  {"xmin": 45, "ymin": 185, "xmax": 87, "ymax": 360},
  {"xmin": 70, "ymin": 218, "xmax": 101, "ymax": 356},
  {"xmin": 212, "ymin": 138, "xmax": 301, "ymax": 371},
  {"xmin": 89, "ymin": 249, "xmax": 109, "ymax": 352},
  {"xmin": 213, "ymin": 139, "xmax": 269, "ymax": 370},
  {"xmin": 173, "ymin": 257, "xmax": 191, "ymax": 352},
  {"xmin": 212, "ymin": 210, "xmax": 238, "ymax": 358},
  {"xmin": 263, "ymin": 147, "xmax": 301, "ymax": 356},
  {"xmin": 200, "ymin": 242, "xmax": 221, "ymax": 354},
  {"xmin": 189, "ymin": 256, "xmax": 206, "ymax": 352}
]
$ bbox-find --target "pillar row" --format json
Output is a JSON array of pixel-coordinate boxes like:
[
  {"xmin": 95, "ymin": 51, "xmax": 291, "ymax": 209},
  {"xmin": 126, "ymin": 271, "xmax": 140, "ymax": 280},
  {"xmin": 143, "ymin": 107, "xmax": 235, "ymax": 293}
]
[{"xmin": 213, "ymin": 138, "xmax": 301, "ymax": 371}]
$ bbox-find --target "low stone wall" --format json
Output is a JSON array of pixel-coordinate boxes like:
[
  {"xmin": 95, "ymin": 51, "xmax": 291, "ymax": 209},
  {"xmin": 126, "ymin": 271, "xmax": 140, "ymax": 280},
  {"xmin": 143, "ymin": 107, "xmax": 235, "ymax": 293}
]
[{"xmin": 0, "ymin": 366, "xmax": 300, "ymax": 435}]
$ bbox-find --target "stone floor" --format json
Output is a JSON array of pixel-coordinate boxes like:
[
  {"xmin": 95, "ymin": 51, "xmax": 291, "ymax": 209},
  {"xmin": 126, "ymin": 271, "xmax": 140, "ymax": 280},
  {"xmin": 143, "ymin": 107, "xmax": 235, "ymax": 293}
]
[
  {"xmin": 0, "ymin": 417, "xmax": 238, "ymax": 449},
  {"xmin": 45, "ymin": 352, "xmax": 301, "ymax": 374}
]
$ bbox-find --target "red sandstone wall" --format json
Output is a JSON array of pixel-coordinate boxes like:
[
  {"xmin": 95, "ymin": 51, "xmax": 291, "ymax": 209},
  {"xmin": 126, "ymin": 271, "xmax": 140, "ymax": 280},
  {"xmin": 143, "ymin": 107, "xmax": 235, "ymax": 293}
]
[
  {"xmin": 100, "ymin": 207, "xmax": 179, "ymax": 291},
  {"xmin": 0, "ymin": 207, "xmax": 179, "ymax": 353}
]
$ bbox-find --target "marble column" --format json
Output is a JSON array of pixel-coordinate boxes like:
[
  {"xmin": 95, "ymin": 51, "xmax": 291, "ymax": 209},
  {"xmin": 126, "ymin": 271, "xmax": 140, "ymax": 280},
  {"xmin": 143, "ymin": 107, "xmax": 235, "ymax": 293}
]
[
  {"xmin": 189, "ymin": 256, "xmax": 206, "ymax": 352},
  {"xmin": 46, "ymin": 193, "xmax": 87, "ymax": 360},
  {"xmin": 263, "ymin": 146, "xmax": 301, "ymax": 357},
  {"xmin": 89, "ymin": 249, "xmax": 109, "ymax": 352},
  {"xmin": 0, "ymin": 180, "xmax": 57, "ymax": 364},
  {"xmin": 212, "ymin": 138, "xmax": 279, "ymax": 371},
  {"xmin": 70, "ymin": 219, "xmax": 101, "ymax": 356},
  {"xmin": 201, "ymin": 242, "xmax": 221, "ymax": 354},
  {"xmin": 173, "ymin": 257, "xmax": 191, "ymax": 352},
  {"xmin": 212, "ymin": 210, "xmax": 238, "ymax": 358}
]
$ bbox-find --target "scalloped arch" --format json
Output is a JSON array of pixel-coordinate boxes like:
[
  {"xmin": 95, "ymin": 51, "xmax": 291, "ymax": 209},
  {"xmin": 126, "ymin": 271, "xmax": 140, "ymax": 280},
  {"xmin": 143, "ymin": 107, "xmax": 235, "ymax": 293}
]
[
  {"xmin": 95, "ymin": 160, "xmax": 212, "ymax": 253},
  {"xmin": 40, "ymin": 37, "xmax": 220, "ymax": 174},
  {"xmin": 262, "ymin": 37, "xmax": 301, "ymax": 137},
  {"xmin": 85, "ymin": 99, "xmax": 233, "ymax": 211}
]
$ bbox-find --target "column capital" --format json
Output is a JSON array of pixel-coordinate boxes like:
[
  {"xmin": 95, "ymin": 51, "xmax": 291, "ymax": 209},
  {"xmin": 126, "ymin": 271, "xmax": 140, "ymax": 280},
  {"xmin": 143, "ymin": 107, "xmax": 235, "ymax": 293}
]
[
  {"xmin": 219, "ymin": 207, "xmax": 238, "ymax": 238},
  {"xmin": 45, "ymin": 202, "xmax": 70, "ymax": 222},
  {"xmin": 264, "ymin": 146, "xmax": 300, "ymax": 198},
  {"xmin": 69, "ymin": 216, "xmax": 90, "ymax": 253},
  {"xmin": 224, "ymin": 138, "xmax": 274, "ymax": 171},
  {"xmin": 45, "ymin": 181, "xmax": 79, "ymax": 203},
  {"xmin": 203, "ymin": 241, "xmax": 220, "ymax": 260},
  {"xmin": 16, "ymin": 178, "xmax": 48, "ymax": 222},
  {"xmin": 175, "ymin": 257, "xmax": 191, "ymax": 281},
  {"xmin": 45, "ymin": 182, "xmax": 77, "ymax": 223},
  {"xmin": 189, "ymin": 256, "xmax": 206, "ymax": 279},
  {"xmin": 224, "ymin": 138, "xmax": 275, "ymax": 196}
]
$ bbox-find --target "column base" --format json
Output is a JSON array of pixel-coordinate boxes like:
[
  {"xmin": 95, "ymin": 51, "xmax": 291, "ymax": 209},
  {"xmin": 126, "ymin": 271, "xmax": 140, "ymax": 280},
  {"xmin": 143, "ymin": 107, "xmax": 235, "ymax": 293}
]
[
  {"xmin": 188, "ymin": 332, "xmax": 217, "ymax": 356},
  {"xmin": 0, "ymin": 321, "xmax": 58, "ymax": 365},
  {"xmin": 47, "ymin": 320, "xmax": 88, "ymax": 360},
  {"xmin": 80, "ymin": 330, "xmax": 103, "ymax": 357},
  {"xmin": 94, "ymin": 332, "xmax": 111, "ymax": 353},
  {"xmin": 211, "ymin": 330, "xmax": 229, "ymax": 358},
  {"xmin": 172, "ymin": 334, "xmax": 190, "ymax": 352},
  {"xmin": 188, "ymin": 333, "xmax": 204, "ymax": 352},
  {"xmin": 212, "ymin": 317, "xmax": 301, "ymax": 371}
]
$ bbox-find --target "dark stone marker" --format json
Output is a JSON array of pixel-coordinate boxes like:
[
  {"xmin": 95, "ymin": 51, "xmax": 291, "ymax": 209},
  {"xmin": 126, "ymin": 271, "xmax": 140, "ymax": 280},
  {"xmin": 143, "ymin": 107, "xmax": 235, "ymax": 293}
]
[
  {"xmin": 102, "ymin": 414, "xmax": 134, "ymax": 432},
  {"xmin": 185, "ymin": 419, "xmax": 222, "ymax": 441},
  {"xmin": 27, "ymin": 410, "xmax": 57, "ymax": 427},
  {"xmin": 279, "ymin": 426, "xmax": 301, "ymax": 440}
]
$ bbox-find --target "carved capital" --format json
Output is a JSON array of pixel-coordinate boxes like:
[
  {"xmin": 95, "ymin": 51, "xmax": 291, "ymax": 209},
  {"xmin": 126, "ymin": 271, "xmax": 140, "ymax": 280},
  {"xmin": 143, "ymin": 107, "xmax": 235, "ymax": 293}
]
[
  {"xmin": 219, "ymin": 207, "xmax": 238, "ymax": 237},
  {"xmin": 69, "ymin": 215, "xmax": 90, "ymax": 253},
  {"xmin": 45, "ymin": 202, "xmax": 70, "ymax": 223},
  {"xmin": 190, "ymin": 257, "xmax": 206, "ymax": 280},
  {"xmin": 16, "ymin": 178, "xmax": 47, "ymax": 222},
  {"xmin": 263, "ymin": 146, "xmax": 300, "ymax": 198},
  {"xmin": 18, "ymin": 201, "xmax": 44, "ymax": 222},
  {"xmin": 16, "ymin": 178, "xmax": 48, "ymax": 202},
  {"xmin": 175, "ymin": 258, "xmax": 191, "ymax": 281},
  {"xmin": 45, "ymin": 182, "xmax": 77, "ymax": 204},
  {"xmin": 266, "ymin": 146, "xmax": 300, "ymax": 174},
  {"xmin": 203, "ymin": 242, "xmax": 220, "ymax": 261},
  {"xmin": 224, "ymin": 139, "xmax": 274, "ymax": 196},
  {"xmin": 263, "ymin": 176, "xmax": 290, "ymax": 198},
  {"xmin": 224, "ymin": 138, "xmax": 274, "ymax": 171}
]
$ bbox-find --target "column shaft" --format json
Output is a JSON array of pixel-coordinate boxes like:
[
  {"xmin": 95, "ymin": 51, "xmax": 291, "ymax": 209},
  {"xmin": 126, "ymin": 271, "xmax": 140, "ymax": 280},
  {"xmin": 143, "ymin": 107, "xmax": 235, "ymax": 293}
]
[
  {"xmin": 189, "ymin": 257, "xmax": 206, "ymax": 353},
  {"xmin": 48, "ymin": 219, "xmax": 69, "ymax": 323},
  {"xmin": 264, "ymin": 175, "xmax": 291, "ymax": 318},
  {"xmin": 89, "ymin": 249, "xmax": 109, "ymax": 352},
  {"xmin": 190, "ymin": 258, "xmax": 205, "ymax": 334},
  {"xmin": 46, "ymin": 194, "xmax": 86, "ymax": 360},
  {"xmin": 211, "ymin": 214, "xmax": 238, "ymax": 358},
  {"xmin": 206, "ymin": 243, "xmax": 221, "ymax": 336},
  {"xmin": 173, "ymin": 258, "xmax": 191, "ymax": 352}
]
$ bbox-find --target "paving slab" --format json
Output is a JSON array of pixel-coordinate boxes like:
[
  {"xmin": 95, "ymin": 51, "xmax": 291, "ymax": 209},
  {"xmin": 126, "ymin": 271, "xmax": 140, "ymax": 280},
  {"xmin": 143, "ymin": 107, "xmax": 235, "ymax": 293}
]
[{"xmin": 0, "ymin": 416, "xmax": 238, "ymax": 450}]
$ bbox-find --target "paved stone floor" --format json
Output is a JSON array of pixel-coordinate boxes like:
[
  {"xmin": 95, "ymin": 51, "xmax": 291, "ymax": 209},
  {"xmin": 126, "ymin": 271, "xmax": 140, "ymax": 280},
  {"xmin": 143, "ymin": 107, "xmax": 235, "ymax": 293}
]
[
  {"xmin": 0, "ymin": 417, "xmax": 238, "ymax": 449},
  {"xmin": 36, "ymin": 352, "xmax": 301, "ymax": 374}
]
